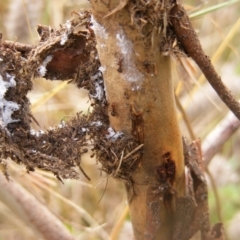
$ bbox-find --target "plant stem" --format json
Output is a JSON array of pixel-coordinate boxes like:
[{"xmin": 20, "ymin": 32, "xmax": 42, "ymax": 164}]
[
  {"xmin": 91, "ymin": 1, "xmax": 185, "ymax": 239},
  {"xmin": 170, "ymin": 2, "xmax": 240, "ymax": 121}
]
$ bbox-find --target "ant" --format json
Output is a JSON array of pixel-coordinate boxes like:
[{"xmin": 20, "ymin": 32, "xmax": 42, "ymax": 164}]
[
  {"xmin": 117, "ymin": 57, "xmax": 123, "ymax": 73},
  {"xmin": 110, "ymin": 102, "xmax": 117, "ymax": 116}
]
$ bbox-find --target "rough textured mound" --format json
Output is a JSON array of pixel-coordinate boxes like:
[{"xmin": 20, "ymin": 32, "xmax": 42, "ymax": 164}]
[{"xmin": 0, "ymin": 11, "xmax": 142, "ymax": 182}]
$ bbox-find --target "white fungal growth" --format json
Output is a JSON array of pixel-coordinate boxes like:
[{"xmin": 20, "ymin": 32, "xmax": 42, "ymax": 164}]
[
  {"xmin": 106, "ymin": 127, "xmax": 123, "ymax": 140},
  {"xmin": 104, "ymin": 84, "xmax": 108, "ymax": 99},
  {"xmin": 65, "ymin": 20, "xmax": 71, "ymax": 31},
  {"xmin": 30, "ymin": 129, "xmax": 36, "ymax": 135},
  {"xmin": 116, "ymin": 30, "xmax": 144, "ymax": 83},
  {"xmin": 100, "ymin": 43, "xmax": 105, "ymax": 49},
  {"xmin": 0, "ymin": 100, "xmax": 19, "ymax": 127},
  {"xmin": 91, "ymin": 81, "xmax": 104, "ymax": 101},
  {"xmin": 132, "ymin": 85, "xmax": 141, "ymax": 91},
  {"xmin": 0, "ymin": 58, "xmax": 3, "ymax": 62},
  {"xmin": 30, "ymin": 129, "xmax": 44, "ymax": 137},
  {"xmin": 91, "ymin": 121, "xmax": 102, "ymax": 127},
  {"xmin": 116, "ymin": 33, "xmax": 129, "ymax": 55},
  {"xmin": 91, "ymin": 16, "xmax": 108, "ymax": 40},
  {"xmin": 0, "ymin": 74, "xmax": 20, "ymax": 128},
  {"xmin": 58, "ymin": 121, "xmax": 66, "ymax": 129},
  {"xmin": 91, "ymin": 73, "xmax": 100, "ymax": 81},
  {"xmin": 98, "ymin": 66, "xmax": 106, "ymax": 73},
  {"xmin": 38, "ymin": 55, "xmax": 53, "ymax": 77},
  {"xmin": 81, "ymin": 127, "xmax": 88, "ymax": 132},
  {"xmin": 60, "ymin": 33, "xmax": 68, "ymax": 45},
  {"xmin": 39, "ymin": 130, "xmax": 44, "ymax": 134},
  {"xmin": 60, "ymin": 20, "xmax": 72, "ymax": 45},
  {"xmin": 90, "ymin": 71, "xmax": 105, "ymax": 101}
]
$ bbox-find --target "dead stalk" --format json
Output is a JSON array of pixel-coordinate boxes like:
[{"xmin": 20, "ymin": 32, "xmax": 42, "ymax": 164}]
[{"xmin": 0, "ymin": 174, "xmax": 74, "ymax": 240}]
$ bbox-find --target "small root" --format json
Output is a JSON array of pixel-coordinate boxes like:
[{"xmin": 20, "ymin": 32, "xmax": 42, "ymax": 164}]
[{"xmin": 104, "ymin": 0, "xmax": 129, "ymax": 18}]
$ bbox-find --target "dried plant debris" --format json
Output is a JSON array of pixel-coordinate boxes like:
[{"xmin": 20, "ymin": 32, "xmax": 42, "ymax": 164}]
[
  {"xmin": 95, "ymin": 129, "xmax": 143, "ymax": 182},
  {"xmin": 86, "ymin": 103, "xmax": 143, "ymax": 183},
  {"xmin": 171, "ymin": 138, "xmax": 224, "ymax": 240},
  {"xmin": 129, "ymin": 0, "xmax": 187, "ymax": 56},
  {"xmin": 2, "ymin": 41, "xmax": 33, "ymax": 57},
  {"xmin": 173, "ymin": 138, "xmax": 208, "ymax": 240},
  {"xmin": 27, "ymin": 10, "xmax": 100, "ymax": 82},
  {"xmin": 0, "ymin": 40, "xmax": 32, "ymax": 133},
  {"xmin": 105, "ymin": 0, "xmax": 186, "ymax": 57},
  {"xmin": 27, "ymin": 10, "xmax": 103, "ymax": 103},
  {"xmin": 0, "ymin": 11, "xmax": 142, "ymax": 182},
  {"xmin": 0, "ymin": 55, "xmax": 101, "ymax": 180},
  {"xmin": 128, "ymin": 0, "xmax": 171, "ymax": 35},
  {"xmin": 0, "ymin": 159, "xmax": 10, "ymax": 181}
]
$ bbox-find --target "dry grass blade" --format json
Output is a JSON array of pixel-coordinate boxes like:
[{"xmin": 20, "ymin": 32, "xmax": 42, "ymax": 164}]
[
  {"xmin": 189, "ymin": 0, "xmax": 240, "ymax": 19},
  {"xmin": 31, "ymin": 177, "xmax": 109, "ymax": 240},
  {"xmin": 31, "ymin": 81, "xmax": 68, "ymax": 112},
  {"xmin": 110, "ymin": 205, "xmax": 129, "ymax": 240},
  {"xmin": 194, "ymin": 15, "xmax": 240, "ymax": 86}
]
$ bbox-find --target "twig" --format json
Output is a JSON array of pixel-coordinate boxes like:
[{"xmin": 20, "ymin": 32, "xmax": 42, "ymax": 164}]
[
  {"xmin": 205, "ymin": 170, "xmax": 222, "ymax": 223},
  {"xmin": 170, "ymin": 2, "xmax": 240, "ymax": 121},
  {"xmin": 2, "ymin": 40, "xmax": 33, "ymax": 52},
  {"xmin": 175, "ymin": 94, "xmax": 196, "ymax": 141},
  {"xmin": 104, "ymin": 0, "xmax": 129, "ymax": 18},
  {"xmin": 205, "ymin": 168, "xmax": 229, "ymax": 240},
  {"xmin": 0, "ymin": 173, "xmax": 74, "ymax": 240},
  {"xmin": 79, "ymin": 165, "xmax": 91, "ymax": 181},
  {"xmin": 123, "ymin": 144, "xmax": 144, "ymax": 160},
  {"xmin": 201, "ymin": 111, "xmax": 239, "ymax": 239},
  {"xmin": 202, "ymin": 111, "xmax": 240, "ymax": 166},
  {"xmin": 114, "ymin": 151, "xmax": 124, "ymax": 177},
  {"xmin": 97, "ymin": 177, "xmax": 109, "ymax": 204}
]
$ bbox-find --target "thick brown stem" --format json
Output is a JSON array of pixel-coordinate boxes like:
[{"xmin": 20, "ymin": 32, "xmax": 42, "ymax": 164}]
[
  {"xmin": 91, "ymin": 1, "xmax": 185, "ymax": 239},
  {"xmin": 170, "ymin": 2, "xmax": 240, "ymax": 121}
]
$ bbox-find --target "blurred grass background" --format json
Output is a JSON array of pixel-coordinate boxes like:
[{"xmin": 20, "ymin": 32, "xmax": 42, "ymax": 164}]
[{"xmin": 0, "ymin": 0, "xmax": 240, "ymax": 239}]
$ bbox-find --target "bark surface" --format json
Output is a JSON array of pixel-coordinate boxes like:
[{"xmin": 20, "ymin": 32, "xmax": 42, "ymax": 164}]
[{"xmin": 91, "ymin": 1, "xmax": 185, "ymax": 239}]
